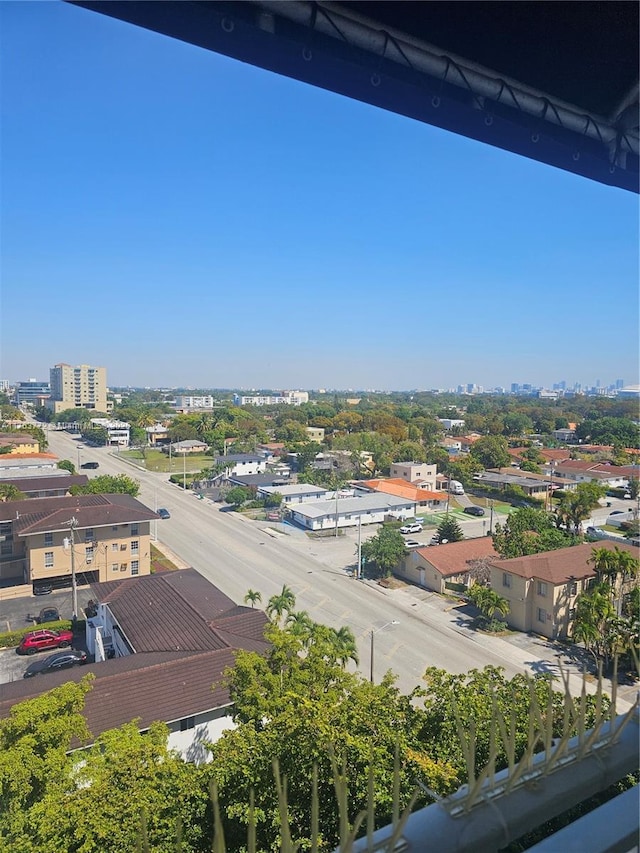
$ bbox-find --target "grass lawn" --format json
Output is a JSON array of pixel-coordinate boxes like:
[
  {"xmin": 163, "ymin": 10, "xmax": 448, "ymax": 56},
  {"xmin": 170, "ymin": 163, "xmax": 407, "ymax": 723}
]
[
  {"xmin": 150, "ymin": 544, "xmax": 179, "ymax": 572},
  {"xmin": 119, "ymin": 449, "xmax": 214, "ymax": 473}
]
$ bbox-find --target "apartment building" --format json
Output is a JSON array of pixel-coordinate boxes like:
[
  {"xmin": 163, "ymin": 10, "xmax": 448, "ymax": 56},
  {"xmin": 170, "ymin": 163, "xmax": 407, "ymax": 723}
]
[
  {"xmin": 233, "ymin": 390, "xmax": 309, "ymax": 406},
  {"xmin": 0, "ymin": 494, "xmax": 158, "ymax": 593},
  {"xmin": 174, "ymin": 395, "xmax": 215, "ymax": 409},
  {"xmin": 47, "ymin": 363, "xmax": 109, "ymax": 415}
]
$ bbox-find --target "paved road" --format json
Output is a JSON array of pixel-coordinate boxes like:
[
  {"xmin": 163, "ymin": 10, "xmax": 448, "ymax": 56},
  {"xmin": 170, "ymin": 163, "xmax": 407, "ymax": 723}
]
[{"xmin": 35, "ymin": 429, "xmax": 637, "ymax": 706}]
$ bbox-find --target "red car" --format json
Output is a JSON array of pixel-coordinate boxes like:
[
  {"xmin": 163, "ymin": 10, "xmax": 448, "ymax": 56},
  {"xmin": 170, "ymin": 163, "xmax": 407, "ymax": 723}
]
[{"xmin": 17, "ymin": 628, "xmax": 74, "ymax": 655}]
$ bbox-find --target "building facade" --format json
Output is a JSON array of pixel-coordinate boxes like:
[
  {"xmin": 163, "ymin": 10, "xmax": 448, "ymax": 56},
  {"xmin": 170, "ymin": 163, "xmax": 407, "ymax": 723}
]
[
  {"xmin": 47, "ymin": 363, "xmax": 109, "ymax": 415},
  {"xmin": 14, "ymin": 379, "xmax": 50, "ymax": 407},
  {"xmin": 0, "ymin": 494, "xmax": 158, "ymax": 593},
  {"xmin": 233, "ymin": 390, "xmax": 309, "ymax": 406}
]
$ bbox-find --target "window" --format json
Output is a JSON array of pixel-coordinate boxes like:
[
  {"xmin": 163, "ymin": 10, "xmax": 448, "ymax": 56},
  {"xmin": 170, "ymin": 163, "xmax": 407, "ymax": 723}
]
[
  {"xmin": 112, "ymin": 525, "xmax": 119, "ymax": 531},
  {"xmin": 131, "ymin": 540, "xmax": 139, "ymax": 555},
  {"xmin": 44, "ymin": 532, "xmax": 53, "ymax": 546},
  {"xmin": 537, "ymin": 608, "xmax": 547, "ymax": 623},
  {"xmin": 179, "ymin": 716, "xmax": 195, "ymax": 731},
  {"xmin": 111, "ymin": 543, "xmax": 118, "ymax": 552},
  {"xmin": 120, "ymin": 544, "xmax": 127, "ymax": 551},
  {"xmin": 537, "ymin": 581, "xmax": 547, "ymax": 597},
  {"xmin": 569, "ymin": 582, "xmax": 578, "ymax": 596},
  {"xmin": 1, "ymin": 541, "xmax": 12, "ymax": 556},
  {"xmin": 131, "ymin": 560, "xmax": 139, "ymax": 575},
  {"xmin": 85, "ymin": 546, "xmax": 94, "ymax": 562},
  {"xmin": 85, "ymin": 528, "xmax": 94, "ymax": 541},
  {"xmin": 111, "ymin": 562, "xmax": 119, "ymax": 572},
  {"xmin": 130, "ymin": 524, "xmax": 139, "ymax": 536},
  {"xmin": 502, "ymin": 573, "xmax": 511, "ymax": 589},
  {"xmin": 44, "ymin": 552, "xmax": 54, "ymax": 568},
  {"xmin": 569, "ymin": 608, "xmax": 576, "ymax": 621}
]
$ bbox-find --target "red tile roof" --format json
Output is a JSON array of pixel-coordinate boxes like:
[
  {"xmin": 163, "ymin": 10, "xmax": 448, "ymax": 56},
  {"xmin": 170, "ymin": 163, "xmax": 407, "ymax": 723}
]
[
  {"xmin": 490, "ymin": 541, "xmax": 639, "ymax": 585},
  {"xmin": 359, "ymin": 478, "xmax": 444, "ymax": 502},
  {"xmin": 415, "ymin": 537, "xmax": 498, "ymax": 577}
]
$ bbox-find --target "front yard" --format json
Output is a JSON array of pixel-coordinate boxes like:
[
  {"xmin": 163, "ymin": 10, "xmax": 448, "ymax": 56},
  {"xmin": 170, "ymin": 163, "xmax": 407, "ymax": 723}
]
[{"xmin": 119, "ymin": 448, "xmax": 213, "ymax": 473}]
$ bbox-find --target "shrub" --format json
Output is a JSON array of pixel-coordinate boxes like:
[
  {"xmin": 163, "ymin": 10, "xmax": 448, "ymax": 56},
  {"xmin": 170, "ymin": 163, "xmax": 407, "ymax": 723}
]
[{"xmin": 0, "ymin": 620, "xmax": 74, "ymax": 649}]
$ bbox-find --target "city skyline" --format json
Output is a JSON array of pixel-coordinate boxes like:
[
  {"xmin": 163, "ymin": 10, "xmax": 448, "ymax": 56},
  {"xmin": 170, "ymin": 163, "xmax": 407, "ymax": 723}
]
[{"xmin": 1, "ymin": 2, "xmax": 638, "ymax": 391}]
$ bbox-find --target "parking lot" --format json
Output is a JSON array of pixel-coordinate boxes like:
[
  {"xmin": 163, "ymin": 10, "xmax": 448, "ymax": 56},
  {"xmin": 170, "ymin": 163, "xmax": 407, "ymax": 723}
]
[{"xmin": 0, "ymin": 587, "xmax": 95, "ymax": 685}]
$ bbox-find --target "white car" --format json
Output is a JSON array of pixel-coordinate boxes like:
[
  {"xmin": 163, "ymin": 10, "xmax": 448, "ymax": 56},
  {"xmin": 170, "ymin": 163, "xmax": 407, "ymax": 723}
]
[
  {"xmin": 404, "ymin": 539, "xmax": 424, "ymax": 549},
  {"xmin": 400, "ymin": 522, "xmax": 423, "ymax": 534},
  {"xmin": 586, "ymin": 526, "xmax": 605, "ymax": 538}
]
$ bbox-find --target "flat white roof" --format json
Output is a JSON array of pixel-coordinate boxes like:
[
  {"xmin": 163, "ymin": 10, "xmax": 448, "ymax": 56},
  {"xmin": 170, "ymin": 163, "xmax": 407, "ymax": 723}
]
[
  {"xmin": 290, "ymin": 493, "xmax": 413, "ymax": 519},
  {"xmin": 260, "ymin": 484, "xmax": 327, "ymax": 496}
]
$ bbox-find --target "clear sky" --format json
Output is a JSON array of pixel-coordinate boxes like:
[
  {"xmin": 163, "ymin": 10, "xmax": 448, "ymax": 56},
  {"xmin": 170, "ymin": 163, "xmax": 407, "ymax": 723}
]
[{"xmin": 2, "ymin": 1, "xmax": 638, "ymax": 392}]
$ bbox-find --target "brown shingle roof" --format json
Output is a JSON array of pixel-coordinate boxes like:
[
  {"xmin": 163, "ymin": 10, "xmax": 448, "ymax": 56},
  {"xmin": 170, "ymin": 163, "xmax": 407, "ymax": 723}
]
[
  {"xmin": 415, "ymin": 537, "xmax": 498, "ymax": 577},
  {"xmin": 4, "ymin": 494, "xmax": 158, "ymax": 534},
  {"xmin": 490, "ymin": 541, "xmax": 639, "ymax": 585},
  {"xmin": 0, "ymin": 649, "xmax": 239, "ymax": 741},
  {"xmin": 0, "ymin": 475, "xmax": 89, "ymax": 493},
  {"xmin": 90, "ymin": 569, "xmax": 270, "ymax": 654}
]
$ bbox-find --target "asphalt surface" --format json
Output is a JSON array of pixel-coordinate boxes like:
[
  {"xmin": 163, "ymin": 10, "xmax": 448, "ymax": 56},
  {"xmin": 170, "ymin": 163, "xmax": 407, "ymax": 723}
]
[{"xmin": 13, "ymin": 427, "xmax": 637, "ymax": 709}]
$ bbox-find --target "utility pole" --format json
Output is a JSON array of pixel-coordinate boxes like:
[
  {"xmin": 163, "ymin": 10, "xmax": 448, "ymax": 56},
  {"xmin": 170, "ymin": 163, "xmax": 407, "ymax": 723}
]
[
  {"xmin": 489, "ymin": 499, "xmax": 494, "ymax": 535},
  {"xmin": 67, "ymin": 516, "xmax": 79, "ymax": 622},
  {"xmin": 357, "ymin": 515, "xmax": 362, "ymax": 579},
  {"xmin": 334, "ymin": 485, "xmax": 339, "ymax": 537},
  {"xmin": 182, "ymin": 451, "xmax": 187, "ymax": 491}
]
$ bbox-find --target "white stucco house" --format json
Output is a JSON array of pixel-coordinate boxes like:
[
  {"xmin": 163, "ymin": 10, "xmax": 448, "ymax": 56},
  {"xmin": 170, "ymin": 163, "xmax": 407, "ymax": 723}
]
[{"xmin": 288, "ymin": 493, "xmax": 415, "ymax": 531}]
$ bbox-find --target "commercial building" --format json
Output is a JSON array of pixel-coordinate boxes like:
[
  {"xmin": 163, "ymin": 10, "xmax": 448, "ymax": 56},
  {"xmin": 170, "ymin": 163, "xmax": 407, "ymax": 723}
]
[
  {"xmin": 47, "ymin": 363, "xmax": 109, "ymax": 415},
  {"xmin": 233, "ymin": 390, "xmax": 309, "ymax": 406},
  {"xmin": 174, "ymin": 395, "xmax": 215, "ymax": 409},
  {"xmin": 13, "ymin": 379, "xmax": 50, "ymax": 407}
]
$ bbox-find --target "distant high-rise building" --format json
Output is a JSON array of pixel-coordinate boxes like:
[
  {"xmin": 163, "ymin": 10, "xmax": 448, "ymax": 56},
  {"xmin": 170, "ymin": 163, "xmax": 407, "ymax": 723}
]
[
  {"xmin": 0, "ymin": 379, "xmax": 10, "ymax": 392},
  {"xmin": 15, "ymin": 379, "xmax": 50, "ymax": 406},
  {"xmin": 616, "ymin": 378, "xmax": 624, "ymax": 389},
  {"xmin": 47, "ymin": 363, "xmax": 108, "ymax": 415},
  {"xmin": 511, "ymin": 383, "xmax": 520, "ymax": 393}
]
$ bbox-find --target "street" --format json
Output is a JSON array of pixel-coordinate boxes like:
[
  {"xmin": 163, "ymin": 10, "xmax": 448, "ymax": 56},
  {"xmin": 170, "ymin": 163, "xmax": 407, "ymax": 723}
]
[{"xmin": 18, "ymin": 428, "xmax": 636, "ymax": 706}]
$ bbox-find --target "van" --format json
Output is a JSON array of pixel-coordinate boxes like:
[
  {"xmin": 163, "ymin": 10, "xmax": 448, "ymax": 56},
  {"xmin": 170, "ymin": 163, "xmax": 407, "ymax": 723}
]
[{"xmin": 449, "ymin": 480, "xmax": 465, "ymax": 495}]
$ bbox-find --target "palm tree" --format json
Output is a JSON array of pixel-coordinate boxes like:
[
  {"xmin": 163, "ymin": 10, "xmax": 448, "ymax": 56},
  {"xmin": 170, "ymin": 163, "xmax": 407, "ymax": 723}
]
[
  {"xmin": 332, "ymin": 625, "xmax": 359, "ymax": 666},
  {"xmin": 285, "ymin": 610, "xmax": 314, "ymax": 644},
  {"xmin": 243, "ymin": 589, "xmax": 262, "ymax": 608},
  {"xmin": 266, "ymin": 584, "xmax": 296, "ymax": 623},
  {"xmin": 469, "ymin": 585, "xmax": 509, "ymax": 626}
]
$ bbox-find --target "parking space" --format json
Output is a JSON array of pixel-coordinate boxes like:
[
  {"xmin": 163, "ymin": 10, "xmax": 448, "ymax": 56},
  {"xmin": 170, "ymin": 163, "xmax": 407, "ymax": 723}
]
[{"xmin": 0, "ymin": 587, "xmax": 96, "ymax": 633}]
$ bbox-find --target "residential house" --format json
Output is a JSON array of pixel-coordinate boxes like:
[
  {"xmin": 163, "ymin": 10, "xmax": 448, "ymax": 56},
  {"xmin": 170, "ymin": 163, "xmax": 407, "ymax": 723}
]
[
  {"xmin": 227, "ymin": 472, "xmax": 291, "ymax": 490},
  {"xmin": 439, "ymin": 437, "xmax": 462, "ymax": 455},
  {"xmin": 489, "ymin": 541, "xmax": 639, "ymax": 640},
  {"xmin": 355, "ymin": 478, "xmax": 446, "ymax": 511},
  {"xmin": 0, "ymin": 474, "xmax": 89, "ymax": 498},
  {"xmin": 145, "ymin": 424, "xmax": 170, "ymax": 446},
  {"xmin": 255, "ymin": 442, "xmax": 286, "ymax": 459},
  {"xmin": 306, "ymin": 426, "xmax": 325, "ymax": 443},
  {"xmin": 438, "ymin": 418, "xmax": 465, "ymax": 430},
  {"xmin": 472, "ymin": 470, "xmax": 555, "ymax": 499},
  {"xmin": 288, "ymin": 493, "xmax": 414, "ymax": 531},
  {"xmin": 165, "ymin": 440, "xmax": 208, "ymax": 455},
  {"xmin": 397, "ymin": 537, "xmax": 499, "ymax": 593},
  {"xmin": 553, "ymin": 427, "xmax": 577, "ymax": 442},
  {"xmin": 0, "ymin": 569, "xmax": 270, "ymax": 764},
  {"xmin": 389, "ymin": 462, "xmax": 437, "ymax": 490},
  {"xmin": 258, "ymin": 483, "xmax": 329, "ymax": 505},
  {"xmin": 0, "ymin": 494, "xmax": 158, "ymax": 594},
  {"xmin": 543, "ymin": 460, "xmax": 639, "ymax": 488},
  {"xmin": 0, "ymin": 432, "xmax": 40, "ymax": 455},
  {"xmin": 212, "ymin": 454, "xmax": 267, "ymax": 477}
]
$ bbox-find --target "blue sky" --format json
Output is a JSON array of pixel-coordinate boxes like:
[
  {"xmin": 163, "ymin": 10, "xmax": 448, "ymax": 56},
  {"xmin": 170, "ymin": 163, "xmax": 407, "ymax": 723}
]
[{"xmin": 2, "ymin": 2, "xmax": 638, "ymax": 392}]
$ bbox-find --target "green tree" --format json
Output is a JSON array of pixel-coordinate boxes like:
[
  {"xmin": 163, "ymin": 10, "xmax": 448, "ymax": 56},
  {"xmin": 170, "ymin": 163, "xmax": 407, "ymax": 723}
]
[
  {"xmin": 573, "ymin": 584, "xmax": 616, "ymax": 668},
  {"xmin": 360, "ymin": 526, "xmax": 406, "ymax": 577},
  {"xmin": 0, "ymin": 483, "xmax": 26, "ymax": 501},
  {"xmin": 225, "ymin": 486, "xmax": 252, "ymax": 507},
  {"xmin": 70, "ymin": 474, "xmax": 140, "ymax": 497},
  {"xmin": 493, "ymin": 507, "xmax": 576, "ymax": 558},
  {"xmin": 436, "ymin": 515, "xmax": 464, "ymax": 543},
  {"xmin": 244, "ymin": 589, "xmax": 262, "ymax": 608},
  {"xmin": 468, "ymin": 585, "xmax": 510, "ymax": 628},
  {"xmin": 556, "ymin": 481, "xmax": 606, "ymax": 535},
  {"xmin": 266, "ymin": 584, "xmax": 296, "ymax": 623},
  {"xmin": 56, "ymin": 459, "xmax": 76, "ymax": 474},
  {"xmin": 470, "ymin": 435, "xmax": 511, "ymax": 469}
]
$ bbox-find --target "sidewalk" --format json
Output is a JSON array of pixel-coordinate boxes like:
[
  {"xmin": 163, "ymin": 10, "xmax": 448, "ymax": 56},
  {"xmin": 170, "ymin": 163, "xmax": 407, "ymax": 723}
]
[{"xmin": 368, "ymin": 579, "xmax": 638, "ymax": 713}]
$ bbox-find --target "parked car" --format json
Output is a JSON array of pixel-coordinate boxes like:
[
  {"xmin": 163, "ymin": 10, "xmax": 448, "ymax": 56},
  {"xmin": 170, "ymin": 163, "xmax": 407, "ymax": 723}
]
[
  {"xmin": 17, "ymin": 628, "xmax": 74, "ymax": 655},
  {"xmin": 157, "ymin": 508, "xmax": 171, "ymax": 519},
  {"xmin": 586, "ymin": 526, "xmax": 605, "ymax": 538},
  {"xmin": 400, "ymin": 522, "xmax": 423, "ymax": 534},
  {"xmin": 23, "ymin": 649, "xmax": 87, "ymax": 678},
  {"xmin": 609, "ymin": 510, "xmax": 624, "ymax": 515},
  {"xmin": 37, "ymin": 606, "xmax": 60, "ymax": 624},
  {"xmin": 33, "ymin": 582, "xmax": 53, "ymax": 596},
  {"xmin": 81, "ymin": 461, "xmax": 99, "ymax": 469},
  {"xmin": 463, "ymin": 506, "xmax": 485, "ymax": 517},
  {"xmin": 404, "ymin": 539, "xmax": 424, "ymax": 549}
]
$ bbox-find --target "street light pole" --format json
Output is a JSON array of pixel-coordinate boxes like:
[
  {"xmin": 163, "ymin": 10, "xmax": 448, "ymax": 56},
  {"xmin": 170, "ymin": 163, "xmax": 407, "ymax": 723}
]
[
  {"xmin": 369, "ymin": 620, "xmax": 399, "ymax": 682},
  {"xmin": 357, "ymin": 515, "xmax": 362, "ymax": 579},
  {"xmin": 182, "ymin": 451, "xmax": 186, "ymax": 491}
]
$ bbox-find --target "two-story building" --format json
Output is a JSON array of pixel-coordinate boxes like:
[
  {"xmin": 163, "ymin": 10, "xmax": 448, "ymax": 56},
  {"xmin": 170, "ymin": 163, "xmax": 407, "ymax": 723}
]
[
  {"xmin": 389, "ymin": 462, "xmax": 438, "ymax": 491},
  {"xmin": 488, "ymin": 541, "xmax": 638, "ymax": 640},
  {"xmin": 0, "ymin": 494, "xmax": 159, "ymax": 595},
  {"xmin": 0, "ymin": 569, "xmax": 270, "ymax": 764}
]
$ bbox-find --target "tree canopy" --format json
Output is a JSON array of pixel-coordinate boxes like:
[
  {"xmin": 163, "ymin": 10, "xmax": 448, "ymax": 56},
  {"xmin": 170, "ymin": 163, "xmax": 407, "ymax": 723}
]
[
  {"xmin": 493, "ymin": 507, "xmax": 578, "ymax": 558},
  {"xmin": 361, "ymin": 526, "xmax": 407, "ymax": 577},
  {"xmin": 69, "ymin": 474, "xmax": 140, "ymax": 497}
]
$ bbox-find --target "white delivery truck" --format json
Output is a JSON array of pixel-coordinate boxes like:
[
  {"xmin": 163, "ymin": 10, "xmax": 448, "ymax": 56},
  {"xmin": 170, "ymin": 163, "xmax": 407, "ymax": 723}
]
[{"xmin": 449, "ymin": 480, "xmax": 465, "ymax": 495}]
